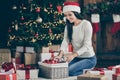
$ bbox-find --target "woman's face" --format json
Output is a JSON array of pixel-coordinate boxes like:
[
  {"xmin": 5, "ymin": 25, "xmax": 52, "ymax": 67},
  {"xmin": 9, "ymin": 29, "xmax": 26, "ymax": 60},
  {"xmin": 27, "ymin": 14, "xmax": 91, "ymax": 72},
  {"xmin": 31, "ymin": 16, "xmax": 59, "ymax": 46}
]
[{"xmin": 64, "ymin": 11, "xmax": 77, "ymax": 23}]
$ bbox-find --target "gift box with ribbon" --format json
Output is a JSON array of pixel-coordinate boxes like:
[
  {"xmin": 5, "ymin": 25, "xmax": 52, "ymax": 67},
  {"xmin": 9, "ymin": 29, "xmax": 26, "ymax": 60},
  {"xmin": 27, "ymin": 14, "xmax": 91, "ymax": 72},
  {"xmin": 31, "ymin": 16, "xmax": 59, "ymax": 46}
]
[
  {"xmin": 16, "ymin": 46, "xmax": 35, "ymax": 53},
  {"xmin": 113, "ymin": 74, "xmax": 120, "ymax": 80},
  {"xmin": 108, "ymin": 65, "xmax": 120, "ymax": 80},
  {"xmin": 38, "ymin": 61, "xmax": 68, "ymax": 79},
  {"xmin": 84, "ymin": 68, "xmax": 114, "ymax": 80},
  {"xmin": 77, "ymin": 74, "xmax": 108, "ymax": 80},
  {"xmin": 39, "ymin": 52, "xmax": 59, "ymax": 62},
  {"xmin": 0, "ymin": 62, "xmax": 16, "ymax": 80},
  {"xmin": 0, "ymin": 49, "xmax": 11, "ymax": 66},
  {"xmin": 108, "ymin": 65, "xmax": 120, "ymax": 74},
  {"xmin": 42, "ymin": 45, "xmax": 60, "ymax": 53},
  {"xmin": 24, "ymin": 53, "xmax": 36, "ymax": 65},
  {"xmin": 16, "ymin": 65, "xmax": 39, "ymax": 80},
  {"xmin": 0, "ymin": 73, "xmax": 16, "ymax": 80},
  {"xmin": 16, "ymin": 64, "xmax": 24, "ymax": 69},
  {"xmin": 1, "ymin": 62, "xmax": 16, "ymax": 74}
]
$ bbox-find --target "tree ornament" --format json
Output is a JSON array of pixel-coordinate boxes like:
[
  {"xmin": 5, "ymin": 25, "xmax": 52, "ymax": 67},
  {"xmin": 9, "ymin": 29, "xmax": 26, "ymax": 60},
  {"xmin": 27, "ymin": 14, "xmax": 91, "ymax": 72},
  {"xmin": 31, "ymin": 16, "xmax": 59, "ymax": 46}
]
[
  {"xmin": 15, "ymin": 23, "xmax": 18, "ymax": 31},
  {"xmin": 36, "ymin": 15, "xmax": 42, "ymax": 23},
  {"xmin": 35, "ymin": 32, "xmax": 39, "ymax": 37},
  {"xmin": 59, "ymin": 20, "xmax": 62, "ymax": 23},
  {"xmin": 48, "ymin": 41, "xmax": 52, "ymax": 46},
  {"xmin": 50, "ymin": 4, "xmax": 53, "ymax": 8},
  {"xmin": 36, "ymin": 7, "xmax": 40, "ymax": 13},
  {"xmin": 49, "ymin": 28, "xmax": 52, "ymax": 33},
  {"xmin": 8, "ymin": 28, "xmax": 11, "ymax": 32},
  {"xmin": 32, "ymin": 38, "xmax": 36, "ymax": 42},
  {"xmin": 57, "ymin": 5, "xmax": 62, "ymax": 13},
  {"xmin": 22, "ymin": 6, "xmax": 27, "ymax": 10},
  {"xmin": 12, "ymin": 5, "xmax": 17, "ymax": 10},
  {"xmin": 44, "ymin": 8, "xmax": 48, "ymax": 12},
  {"xmin": 20, "ymin": 16, "xmax": 25, "ymax": 20}
]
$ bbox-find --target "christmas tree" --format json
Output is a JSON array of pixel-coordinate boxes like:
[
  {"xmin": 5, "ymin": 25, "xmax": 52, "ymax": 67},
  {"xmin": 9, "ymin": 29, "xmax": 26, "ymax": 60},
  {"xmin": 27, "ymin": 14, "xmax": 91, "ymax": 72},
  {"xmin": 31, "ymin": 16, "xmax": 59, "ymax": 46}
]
[{"xmin": 7, "ymin": 0, "xmax": 65, "ymax": 50}]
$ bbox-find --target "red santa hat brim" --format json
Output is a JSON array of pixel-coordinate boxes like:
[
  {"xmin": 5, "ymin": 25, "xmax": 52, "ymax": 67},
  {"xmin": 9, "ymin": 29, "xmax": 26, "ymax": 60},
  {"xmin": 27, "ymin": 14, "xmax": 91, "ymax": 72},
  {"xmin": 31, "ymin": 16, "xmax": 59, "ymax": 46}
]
[{"xmin": 63, "ymin": 2, "xmax": 81, "ymax": 13}]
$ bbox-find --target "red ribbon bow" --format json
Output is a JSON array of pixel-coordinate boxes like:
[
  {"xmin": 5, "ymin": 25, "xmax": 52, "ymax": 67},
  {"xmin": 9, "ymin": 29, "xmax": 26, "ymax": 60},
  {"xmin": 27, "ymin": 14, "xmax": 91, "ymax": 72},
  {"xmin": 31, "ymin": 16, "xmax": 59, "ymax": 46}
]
[{"xmin": 2, "ymin": 62, "xmax": 14, "ymax": 72}]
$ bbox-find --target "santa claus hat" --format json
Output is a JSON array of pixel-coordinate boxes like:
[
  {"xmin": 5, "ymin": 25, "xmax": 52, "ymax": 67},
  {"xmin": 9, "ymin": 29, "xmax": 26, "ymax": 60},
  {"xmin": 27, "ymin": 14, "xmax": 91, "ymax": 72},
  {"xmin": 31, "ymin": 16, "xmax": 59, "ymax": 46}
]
[
  {"xmin": 91, "ymin": 14, "xmax": 100, "ymax": 23},
  {"xmin": 63, "ymin": 2, "xmax": 81, "ymax": 13}
]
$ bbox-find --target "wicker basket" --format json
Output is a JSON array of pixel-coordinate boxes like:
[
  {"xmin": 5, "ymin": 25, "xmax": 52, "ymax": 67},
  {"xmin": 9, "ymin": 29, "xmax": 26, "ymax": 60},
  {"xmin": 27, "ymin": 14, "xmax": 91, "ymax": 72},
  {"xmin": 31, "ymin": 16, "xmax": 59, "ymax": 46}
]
[{"xmin": 38, "ymin": 62, "xmax": 68, "ymax": 79}]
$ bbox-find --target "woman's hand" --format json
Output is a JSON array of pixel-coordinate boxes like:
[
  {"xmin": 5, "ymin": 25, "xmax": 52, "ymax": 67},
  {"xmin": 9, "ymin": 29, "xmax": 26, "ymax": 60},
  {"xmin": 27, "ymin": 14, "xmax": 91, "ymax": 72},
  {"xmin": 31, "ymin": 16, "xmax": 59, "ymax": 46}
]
[
  {"xmin": 54, "ymin": 55, "xmax": 62, "ymax": 60},
  {"xmin": 65, "ymin": 52, "xmax": 78, "ymax": 62},
  {"xmin": 54, "ymin": 50, "xmax": 64, "ymax": 59}
]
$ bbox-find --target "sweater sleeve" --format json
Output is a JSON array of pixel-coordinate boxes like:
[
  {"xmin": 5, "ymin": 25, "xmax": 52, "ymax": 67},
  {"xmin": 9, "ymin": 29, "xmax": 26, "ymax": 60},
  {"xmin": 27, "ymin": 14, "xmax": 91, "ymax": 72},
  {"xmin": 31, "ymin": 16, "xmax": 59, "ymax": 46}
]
[
  {"xmin": 60, "ymin": 26, "xmax": 68, "ymax": 53},
  {"xmin": 76, "ymin": 21, "xmax": 93, "ymax": 56}
]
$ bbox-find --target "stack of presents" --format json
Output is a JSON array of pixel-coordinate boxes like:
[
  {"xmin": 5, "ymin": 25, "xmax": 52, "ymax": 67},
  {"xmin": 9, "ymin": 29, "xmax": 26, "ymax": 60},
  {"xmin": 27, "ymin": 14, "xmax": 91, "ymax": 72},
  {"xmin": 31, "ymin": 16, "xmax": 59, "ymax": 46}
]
[{"xmin": 0, "ymin": 45, "xmax": 120, "ymax": 80}]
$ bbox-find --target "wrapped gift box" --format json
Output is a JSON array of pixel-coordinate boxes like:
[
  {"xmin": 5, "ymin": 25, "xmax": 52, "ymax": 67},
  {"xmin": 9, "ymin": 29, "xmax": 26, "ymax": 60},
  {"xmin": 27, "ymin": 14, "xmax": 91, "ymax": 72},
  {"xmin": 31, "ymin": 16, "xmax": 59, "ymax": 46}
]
[
  {"xmin": 49, "ymin": 45, "xmax": 60, "ymax": 52},
  {"xmin": 113, "ymin": 74, "xmax": 120, "ymax": 80},
  {"xmin": 42, "ymin": 45, "xmax": 60, "ymax": 53},
  {"xmin": 39, "ymin": 52, "xmax": 59, "ymax": 62},
  {"xmin": 17, "ymin": 69, "xmax": 39, "ymax": 80},
  {"xmin": 16, "ymin": 46, "xmax": 35, "ymax": 53},
  {"xmin": 85, "ymin": 69, "xmax": 114, "ymax": 80},
  {"xmin": 15, "ymin": 52, "xmax": 22, "ymax": 64},
  {"xmin": 108, "ymin": 65, "xmax": 120, "ymax": 74},
  {"xmin": 16, "ymin": 69, "xmax": 25, "ymax": 80},
  {"xmin": 24, "ymin": 53, "xmax": 36, "ymax": 65},
  {"xmin": 16, "ymin": 64, "xmax": 24, "ymax": 69},
  {"xmin": 38, "ymin": 62, "xmax": 68, "ymax": 79},
  {"xmin": 77, "ymin": 74, "xmax": 108, "ymax": 80},
  {"xmin": 0, "ymin": 73, "xmax": 16, "ymax": 80},
  {"xmin": 42, "ymin": 47, "xmax": 49, "ymax": 53},
  {"xmin": 0, "ymin": 49, "xmax": 11, "ymax": 66}
]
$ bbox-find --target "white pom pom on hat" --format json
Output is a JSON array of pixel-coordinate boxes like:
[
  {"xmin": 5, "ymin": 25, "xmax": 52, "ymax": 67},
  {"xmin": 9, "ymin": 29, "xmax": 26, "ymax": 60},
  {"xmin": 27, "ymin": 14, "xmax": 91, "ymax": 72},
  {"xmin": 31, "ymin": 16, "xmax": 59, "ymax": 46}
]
[{"xmin": 63, "ymin": 2, "xmax": 81, "ymax": 13}]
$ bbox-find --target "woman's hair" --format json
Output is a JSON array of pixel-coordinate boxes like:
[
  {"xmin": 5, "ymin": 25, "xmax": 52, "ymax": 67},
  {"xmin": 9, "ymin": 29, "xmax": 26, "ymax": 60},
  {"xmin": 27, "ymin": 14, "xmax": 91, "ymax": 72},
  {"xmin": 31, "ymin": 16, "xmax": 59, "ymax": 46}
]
[{"xmin": 66, "ymin": 11, "xmax": 83, "ymax": 43}]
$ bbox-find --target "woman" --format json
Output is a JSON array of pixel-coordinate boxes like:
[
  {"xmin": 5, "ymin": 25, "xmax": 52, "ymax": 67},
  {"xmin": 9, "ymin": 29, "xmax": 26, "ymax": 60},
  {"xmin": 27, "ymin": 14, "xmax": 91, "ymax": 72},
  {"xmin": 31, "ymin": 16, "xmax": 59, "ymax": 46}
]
[{"xmin": 55, "ymin": 2, "xmax": 97, "ymax": 76}]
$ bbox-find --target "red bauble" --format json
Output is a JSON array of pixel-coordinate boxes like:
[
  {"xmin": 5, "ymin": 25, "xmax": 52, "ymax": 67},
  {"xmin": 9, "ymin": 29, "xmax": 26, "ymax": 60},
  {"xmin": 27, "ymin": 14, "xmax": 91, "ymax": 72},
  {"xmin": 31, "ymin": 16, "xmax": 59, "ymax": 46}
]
[
  {"xmin": 35, "ymin": 33, "xmax": 39, "ymax": 37},
  {"xmin": 57, "ymin": 5, "xmax": 62, "ymax": 13},
  {"xmin": 20, "ymin": 16, "xmax": 25, "ymax": 20},
  {"xmin": 49, "ymin": 29, "xmax": 52, "ymax": 33},
  {"xmin": 36, "ymin": 7, "xmax": 40, "ymax": 13},
  {"xmin": 50, "ymin": 4, "xmax": 53, "ymax": 8}
]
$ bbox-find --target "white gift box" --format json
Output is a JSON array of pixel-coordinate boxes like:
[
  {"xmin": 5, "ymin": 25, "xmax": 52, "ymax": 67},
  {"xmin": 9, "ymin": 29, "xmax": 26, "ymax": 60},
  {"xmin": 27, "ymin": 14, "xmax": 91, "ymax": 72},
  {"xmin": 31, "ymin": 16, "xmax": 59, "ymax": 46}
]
[
  {"xmin": 113, "ymin": 74, "xmax": 120, "ymax": 80},
  {"xmin": 77, "ymin": 74, "xmax": 108, "ymax": 80},
  {"xmin": 108, "ymin": 65, "xmax": 120, "ymax": 74},
  {"xmin": 39, "ymin": 52, "xmax": 59, "ymax": 62},
  {"xmin": 16, "ymin": 69, "xmax": 39, "ymax": 80},
  {"xmin": 38, "ymin": 62, "xmax": 68, "ymax": 79},
  {"xmin": 16, "ymin": 46, "xmax": 35, "ymax": 53},
  {"xmin": 16, "ymin": 70, "xmax": 25, "ymax": 80},
  {"xmin": 42, "ymin": 45, "xmax": 60, "ymax": 53},
  {"xmin": 85, "ymin": 70, "xmax": 114, "ymax": 80}
]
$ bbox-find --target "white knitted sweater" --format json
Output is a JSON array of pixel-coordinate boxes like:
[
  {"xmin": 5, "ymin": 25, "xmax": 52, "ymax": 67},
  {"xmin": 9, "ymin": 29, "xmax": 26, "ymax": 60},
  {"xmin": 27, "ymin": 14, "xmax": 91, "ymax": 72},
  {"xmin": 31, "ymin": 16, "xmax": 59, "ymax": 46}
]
[{"xmin": 60, "ymin": 20, "xmax": 95, "ymax": 58}]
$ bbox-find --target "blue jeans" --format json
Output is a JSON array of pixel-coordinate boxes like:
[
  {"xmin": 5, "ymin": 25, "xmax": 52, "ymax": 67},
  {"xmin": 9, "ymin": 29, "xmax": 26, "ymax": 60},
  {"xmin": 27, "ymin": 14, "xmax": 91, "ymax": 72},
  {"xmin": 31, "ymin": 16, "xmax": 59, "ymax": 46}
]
[{"xmin": 68, "ymin": 55, "xmax": 97, "ymax": 76}]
